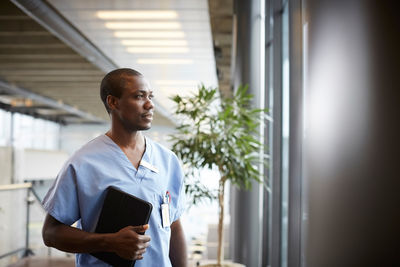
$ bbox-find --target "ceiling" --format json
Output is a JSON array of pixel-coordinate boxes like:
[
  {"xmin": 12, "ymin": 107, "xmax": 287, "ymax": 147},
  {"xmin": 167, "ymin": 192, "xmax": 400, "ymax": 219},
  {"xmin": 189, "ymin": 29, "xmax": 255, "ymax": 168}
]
[
  {"xmin": 208, "ymin": 0, "xmax": 233, "ymax": 98},
  {"xmin": 47, "ymin": 0, "xmax": 219, "ymax": 111},
  {"xmin": 0, "ymin": 0, "xmax": 232, "ymax": 125},
  {"xmin": 0, "ymin": 0, "xmax": 108, "ymax": 124}
]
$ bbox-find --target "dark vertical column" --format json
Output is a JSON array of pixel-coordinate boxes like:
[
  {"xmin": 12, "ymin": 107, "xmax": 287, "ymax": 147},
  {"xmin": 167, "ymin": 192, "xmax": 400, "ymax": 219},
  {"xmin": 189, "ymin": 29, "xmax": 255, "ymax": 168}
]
[
  {"xmin": 230, "ymin": 0, "xmax": 264, "ymax": 266},
  {"xmin": 305, "ymin": 0, "xmax": 400, "ymax": 265},
  {"xmin": 287, "ymin": 0, "xmax": 304, "ymax": 266},
  {"xmin": 264, "ymin": 0, "xmax": 281, "ymax": 265},
  {"xmin": 269, "ymin": 0, "xmax": 284, "ymax": 266},
  {"xmin": 264, "ymin": 0, "xmax": 283, "ymax": 267}
]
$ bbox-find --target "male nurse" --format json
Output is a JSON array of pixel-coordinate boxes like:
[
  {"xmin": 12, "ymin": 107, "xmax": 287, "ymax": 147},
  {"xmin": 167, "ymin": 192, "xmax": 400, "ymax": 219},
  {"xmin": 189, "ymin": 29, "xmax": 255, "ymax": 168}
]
[{"xmin": 42, "ymin": 68, "xmax": 187, "ymax": 267}]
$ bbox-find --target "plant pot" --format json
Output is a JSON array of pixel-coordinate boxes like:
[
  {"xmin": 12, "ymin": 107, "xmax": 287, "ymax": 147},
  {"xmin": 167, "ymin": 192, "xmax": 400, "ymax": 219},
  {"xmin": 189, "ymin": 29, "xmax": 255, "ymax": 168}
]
[{"xmin": 198, "ymin": 261, "xmax": 245, "ymax": 267}]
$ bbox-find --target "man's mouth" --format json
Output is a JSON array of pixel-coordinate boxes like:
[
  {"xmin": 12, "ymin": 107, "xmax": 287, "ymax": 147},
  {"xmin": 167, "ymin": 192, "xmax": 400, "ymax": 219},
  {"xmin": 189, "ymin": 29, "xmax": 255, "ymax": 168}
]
[{"xmin": 142, "ymin": 113, "xmax": 153, "ymax": 119}]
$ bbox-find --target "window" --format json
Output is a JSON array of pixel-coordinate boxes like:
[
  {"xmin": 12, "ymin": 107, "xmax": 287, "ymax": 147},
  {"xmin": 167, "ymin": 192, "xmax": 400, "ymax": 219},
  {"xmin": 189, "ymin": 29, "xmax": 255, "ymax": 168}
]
[
  {"xmin": 12, "ymin": 113, "xmax": 60, "ymax": 150},
  {"xmin": 281, "ymin": 1, "xmax": 290, "ymax": 266},
  {"xmin": 0, "ymin": 109, "xmax": 12, "ymax": 146},
  {"xmin": 0, "ymin": 111, "xmax": 60, "ymax": 150}
]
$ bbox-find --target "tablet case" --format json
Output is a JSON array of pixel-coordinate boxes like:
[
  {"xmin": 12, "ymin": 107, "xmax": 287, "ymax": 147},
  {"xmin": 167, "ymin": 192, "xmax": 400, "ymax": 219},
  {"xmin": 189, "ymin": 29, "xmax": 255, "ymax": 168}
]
[{"xmin": 91, "ymin": 186, "xmax": 153, "ymax": 267}]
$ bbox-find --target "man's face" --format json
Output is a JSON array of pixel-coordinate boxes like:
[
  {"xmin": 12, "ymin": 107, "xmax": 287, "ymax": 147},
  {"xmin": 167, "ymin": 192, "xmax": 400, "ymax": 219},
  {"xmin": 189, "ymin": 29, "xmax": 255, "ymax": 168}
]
[{"xmin": 111, "ymin": 75, "xmax": 154, "ymax": 131}]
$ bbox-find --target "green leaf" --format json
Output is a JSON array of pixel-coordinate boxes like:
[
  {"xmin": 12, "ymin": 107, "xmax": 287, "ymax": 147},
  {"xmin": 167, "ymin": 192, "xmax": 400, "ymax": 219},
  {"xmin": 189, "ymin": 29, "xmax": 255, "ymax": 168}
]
[{"xmin": 169, "ymin": 84, "xmax": 268, "ymax": 205}]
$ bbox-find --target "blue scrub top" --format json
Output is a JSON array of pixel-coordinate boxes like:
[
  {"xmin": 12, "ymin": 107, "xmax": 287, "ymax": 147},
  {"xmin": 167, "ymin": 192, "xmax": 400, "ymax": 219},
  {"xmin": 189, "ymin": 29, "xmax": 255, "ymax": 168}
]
[{"xmin": 43, "ymin": 134, "xmax": 186, "ymax": 267}]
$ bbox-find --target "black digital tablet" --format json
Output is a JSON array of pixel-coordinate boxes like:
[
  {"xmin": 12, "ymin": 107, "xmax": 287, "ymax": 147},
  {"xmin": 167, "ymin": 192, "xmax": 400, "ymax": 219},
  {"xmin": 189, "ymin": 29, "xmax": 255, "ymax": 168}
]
[{"xmin": 91, "ymin": 186, "xmax": 153, "ymax": 267}]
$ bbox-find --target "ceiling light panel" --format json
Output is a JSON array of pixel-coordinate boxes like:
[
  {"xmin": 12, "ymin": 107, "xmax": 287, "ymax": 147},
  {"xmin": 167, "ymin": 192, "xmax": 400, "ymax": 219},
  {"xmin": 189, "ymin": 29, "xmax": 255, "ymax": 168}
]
[
  {"xmin": 114, "ymin": 31, "xmax": 185, "ymax": 38},
  {"xmin": 47, "ymin": 0, "xmax": 218, "ymax": 117},
  {"xmin": 105, "ymin": 22, "xmax": 181, "ymax": 30},
  {"xmin": 121, "ymin": 40, "xmax": 188, "ymax": 46},
  {"xmin": 127, "ymin": 47, "xmax": 189, "ymax": 53},
  {"xmin": 97, "ymin": 10, "xmax": 178, "ymax": 20}
]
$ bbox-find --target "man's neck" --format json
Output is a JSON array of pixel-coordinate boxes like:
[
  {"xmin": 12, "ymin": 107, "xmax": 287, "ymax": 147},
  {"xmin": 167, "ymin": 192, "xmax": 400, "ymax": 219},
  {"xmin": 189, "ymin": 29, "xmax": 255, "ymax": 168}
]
[
  {"xmin": 106, "ymin": 128, "xmax": 144, "ymax": 151},
  {"xmin": 106, "ymin": 129, "xmax": 146, "ymax": 169}
]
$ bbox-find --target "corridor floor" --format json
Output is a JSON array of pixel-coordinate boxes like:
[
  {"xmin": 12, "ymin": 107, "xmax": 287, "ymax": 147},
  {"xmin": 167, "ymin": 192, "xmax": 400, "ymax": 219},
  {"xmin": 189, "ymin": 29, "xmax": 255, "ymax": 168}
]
[{"xmin": 7, "ymin": 257, "xmax": 74, "ymax": 267}]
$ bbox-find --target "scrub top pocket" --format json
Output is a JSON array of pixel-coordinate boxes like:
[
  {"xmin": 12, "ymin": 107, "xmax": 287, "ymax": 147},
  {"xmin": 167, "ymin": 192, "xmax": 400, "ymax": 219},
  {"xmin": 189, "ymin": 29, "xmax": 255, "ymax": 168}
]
[{"xmin": 153, "ymin": 193, "xmax": 172, "ymax": 231}]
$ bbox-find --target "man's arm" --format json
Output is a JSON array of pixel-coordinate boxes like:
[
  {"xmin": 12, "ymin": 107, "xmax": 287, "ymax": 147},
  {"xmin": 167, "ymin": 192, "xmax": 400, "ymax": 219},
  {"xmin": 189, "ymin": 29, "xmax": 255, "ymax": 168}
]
[
  {"xmin": 42, "ymin": 213, "xmax": 150, "ymax": 260},
  {"xmin": 169, "ymin": 219, "xmax": 188, "ymax": 267}
]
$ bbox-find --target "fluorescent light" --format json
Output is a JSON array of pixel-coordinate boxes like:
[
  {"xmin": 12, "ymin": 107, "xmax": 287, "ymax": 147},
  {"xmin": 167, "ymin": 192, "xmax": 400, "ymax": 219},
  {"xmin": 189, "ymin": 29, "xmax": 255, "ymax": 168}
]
[
  {"xmin": 155, "ymin": 80, "xmax": 198, "ymax": 85},
  {"xmin": 114, "ymin": 31, "xmax": 185, "ymax": 38},
  {"xmin": 127, "ymin": 47, "xmax": 189, "ymax": 53},
  {"xmin": 9, "ymin": 98, "xmax": 33, "ymax": 107},
  {"xmin": 106, "ymin": 22, "xmax": 181, "ymax": 30},
  {"xmin": 121, "ymin": 40, "xmax": 188, "ymax": 46},
  {"xmin": 97, "ymin": 10, "xmax": 178, "ymax": 20},
  {"xmin": 137, "ymin": 59, "xmax": 193, "ymax": 65}
]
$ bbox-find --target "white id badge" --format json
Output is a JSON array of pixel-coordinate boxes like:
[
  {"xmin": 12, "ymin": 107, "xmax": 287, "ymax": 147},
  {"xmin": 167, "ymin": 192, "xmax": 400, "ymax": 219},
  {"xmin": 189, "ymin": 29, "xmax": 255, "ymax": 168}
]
[{"xmin": 161, "ymin": 203, "xmax": 171, "ymax": 228}]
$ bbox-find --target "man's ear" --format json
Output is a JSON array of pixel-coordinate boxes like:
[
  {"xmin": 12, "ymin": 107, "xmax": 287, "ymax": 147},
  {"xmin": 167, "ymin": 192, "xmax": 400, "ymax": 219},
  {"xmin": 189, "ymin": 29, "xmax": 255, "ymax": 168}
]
[{"xmin": 106, "ymin": 95, "xmax": 119, "ymax": 112}]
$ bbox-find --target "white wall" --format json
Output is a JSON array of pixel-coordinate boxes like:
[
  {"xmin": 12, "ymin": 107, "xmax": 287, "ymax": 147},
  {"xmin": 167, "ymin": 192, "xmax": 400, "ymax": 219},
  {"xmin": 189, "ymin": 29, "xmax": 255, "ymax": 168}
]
[
  {"xmin": 19, "ymin": 149, "xmax": 69, "ymax": 181},
  {"xmin": 60, "ymin": 123, "xmax": 176, "ymax": 155},
  {"xmin": 0, "ymin": 147, "xmax": 12, "ymax": 185}
]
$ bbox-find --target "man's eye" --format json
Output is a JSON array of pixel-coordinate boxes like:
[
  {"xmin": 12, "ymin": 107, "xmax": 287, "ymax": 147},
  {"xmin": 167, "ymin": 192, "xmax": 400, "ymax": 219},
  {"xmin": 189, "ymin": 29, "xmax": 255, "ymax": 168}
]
[
  {"xmin": 135, "ymin": 95, "xmax": 144, "ymax": 99},
  {"xmin": 149, "ymin": 94, "xmax": 154, "ymax": 99}
]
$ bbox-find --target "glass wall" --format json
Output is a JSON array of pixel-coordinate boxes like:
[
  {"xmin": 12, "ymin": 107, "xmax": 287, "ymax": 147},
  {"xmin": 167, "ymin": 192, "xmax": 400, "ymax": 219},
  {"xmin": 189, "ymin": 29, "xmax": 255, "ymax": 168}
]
[
  {"xmin": 0, "ymin": 109, "xmax": 12, "ymax": 146},
  {"xmin": 264, "ymin": 0, "xmax": 304, "ymax": 266},
  {"xmin": 281, "ymin": 1, "xmax": 290, "ymax": 266},
  {"xmin": 0, "ymin": 110, "xmax": 60, "ymax": 150}
]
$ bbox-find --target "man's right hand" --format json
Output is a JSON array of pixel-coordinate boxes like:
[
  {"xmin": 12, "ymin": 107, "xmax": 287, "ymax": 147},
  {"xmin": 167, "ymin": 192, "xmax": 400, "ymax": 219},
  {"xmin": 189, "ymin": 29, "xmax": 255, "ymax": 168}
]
[
  {"xmin": 42, "ymin": 214, "xmax": 151, "ymax": 261},
  {"xmin": 110, "ymin": 225, "xmax": 151, "ymax": 260}
]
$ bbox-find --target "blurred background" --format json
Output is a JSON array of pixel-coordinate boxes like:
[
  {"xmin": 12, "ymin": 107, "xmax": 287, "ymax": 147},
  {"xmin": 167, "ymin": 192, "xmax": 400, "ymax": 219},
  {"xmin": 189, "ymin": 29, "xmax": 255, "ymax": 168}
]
[{"xmin": 0, "ymin": 0, "xmax": 399, "ymax": 267}]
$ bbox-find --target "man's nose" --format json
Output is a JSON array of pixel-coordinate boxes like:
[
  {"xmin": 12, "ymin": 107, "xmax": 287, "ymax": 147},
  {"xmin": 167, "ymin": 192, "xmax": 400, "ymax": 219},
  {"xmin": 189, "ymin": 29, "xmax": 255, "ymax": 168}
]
[{"xmin": 144, "ymin": 98, "xmax": 154, "ymax": 110}]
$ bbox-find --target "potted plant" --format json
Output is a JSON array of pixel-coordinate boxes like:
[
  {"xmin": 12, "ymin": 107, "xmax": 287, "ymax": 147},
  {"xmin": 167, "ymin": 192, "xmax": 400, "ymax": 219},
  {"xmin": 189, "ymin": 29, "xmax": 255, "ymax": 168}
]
[{"xmin": 170, "ymin": 85, "xmax": 267, "ymax": 267}]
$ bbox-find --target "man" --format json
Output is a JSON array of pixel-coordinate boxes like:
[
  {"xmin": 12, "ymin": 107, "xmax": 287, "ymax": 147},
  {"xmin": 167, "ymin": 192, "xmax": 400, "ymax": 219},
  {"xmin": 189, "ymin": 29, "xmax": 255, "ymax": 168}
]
[{"xmin": 42, "ymin": 68, "xmax": 187, "ymax": 267}]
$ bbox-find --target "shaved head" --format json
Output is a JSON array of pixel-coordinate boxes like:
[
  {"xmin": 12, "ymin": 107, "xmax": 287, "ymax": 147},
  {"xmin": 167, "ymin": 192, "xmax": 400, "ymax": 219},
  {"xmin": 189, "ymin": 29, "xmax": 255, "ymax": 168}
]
[{"xmin": 100, "ymin": 68, "xmax": 143, "ymax": 113}]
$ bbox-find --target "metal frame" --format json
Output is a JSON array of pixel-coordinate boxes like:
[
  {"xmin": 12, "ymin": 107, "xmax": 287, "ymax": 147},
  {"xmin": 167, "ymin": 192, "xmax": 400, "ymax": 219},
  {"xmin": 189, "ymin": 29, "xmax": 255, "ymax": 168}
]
[
  {"xmin": 230, "ymin": 0, "xmax": 266, "ymax": 266},
  {"xmin": 268, "ymin": 0, "xmax": 285, "ymax": 266},
  {"xmin": 0, "ymin": 80, "xmax": 106, "ymax": 124},
  {"xmin": 262, "ymin": 1, "xmax": 275, "ymax": 264},
  {"xmin": 0, "ymin": 183, "xmax": 37, "ymax": 260},
  {"xmin": 265, "ymin": 0, "xmax": 305, "ymax": 266},
  {"xmin": 287, "ymin": 0, "xmax": 304, "ymax": 266},
  {"xmin": 10, "ymin": 0, "xmax": 117, "ymax": 73},
  {"xmin": 9, "ymin": 0, "xmax": 177, "ymax": 125}
]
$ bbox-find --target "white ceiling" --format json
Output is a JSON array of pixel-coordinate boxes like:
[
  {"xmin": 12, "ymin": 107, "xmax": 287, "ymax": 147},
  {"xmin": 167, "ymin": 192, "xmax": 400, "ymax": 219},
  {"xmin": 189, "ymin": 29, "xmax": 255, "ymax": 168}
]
[{"xmin": 47, "ymin": 0, "xmax": 218, "ymax": 114}]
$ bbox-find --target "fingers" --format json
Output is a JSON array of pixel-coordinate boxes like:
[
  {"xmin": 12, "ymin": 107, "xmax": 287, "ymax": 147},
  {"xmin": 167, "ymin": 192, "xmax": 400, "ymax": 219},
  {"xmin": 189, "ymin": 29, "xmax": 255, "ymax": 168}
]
[
  {"xmin": 129, "ymin": 245, "xmax": 149, "ymax": 260},
  {"xmin": 113, "ymin": 225, "xmax": 151, "ymax": 260},
  {"xmin": 130, "ymin": 224, "xmax": 149, "ymax": 234},
  {"xmin": 131, "ymin": 247, "xmax": 147, "ymax": 260},
  {"xmin": 133, "ymin": 237, "xmax": 150, "ymax": 260},
  {"xmin": 118, "ymin": 225, "xmax": 151, "ymax": 243},
  {"xmin": 136, "ymin": 252, "xmax": 144, "ymax": 260},
  {"xmin": 116, "ymin": 243, "xmax": 149, "ymax": 260},
  {"xmin": 136, "ymin": 247, "xmax": 147, "ymax": 258},
  {"xmin": 133, "ymin": 239, "xmax": 150, "ymax": 251},
  {"xmin": 129, "ymin": 225, "xmax": 151, "ymax": 242}
]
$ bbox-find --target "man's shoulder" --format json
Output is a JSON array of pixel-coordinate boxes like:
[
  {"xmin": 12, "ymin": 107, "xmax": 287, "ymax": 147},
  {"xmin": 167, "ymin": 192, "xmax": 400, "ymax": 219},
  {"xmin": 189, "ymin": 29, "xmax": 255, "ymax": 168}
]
[
  {"xmin": 146, "ymin": 137, "xmax": 176, "ymax": 158},
  {"xmin": 69, "ymin": 135, "xmax": 109, "ymax": 162}
]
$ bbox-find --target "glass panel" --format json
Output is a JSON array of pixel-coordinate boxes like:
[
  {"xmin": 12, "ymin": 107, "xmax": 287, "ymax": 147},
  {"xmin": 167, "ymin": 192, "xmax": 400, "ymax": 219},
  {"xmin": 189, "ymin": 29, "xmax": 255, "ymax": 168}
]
[
  {"xmin": 0, "ymin": 189, "xmax": 27, "ymax": 263},
  {"xmin": 281, "ymin": 1, "xmax": 290, "ymax": 266},
  {"xmin": 0, "ymin": 110, "xmax": 11, "ymax": 146},
  {"xmin": 12, "ymin": 113, "xmax": 60, "ymax": 150}
]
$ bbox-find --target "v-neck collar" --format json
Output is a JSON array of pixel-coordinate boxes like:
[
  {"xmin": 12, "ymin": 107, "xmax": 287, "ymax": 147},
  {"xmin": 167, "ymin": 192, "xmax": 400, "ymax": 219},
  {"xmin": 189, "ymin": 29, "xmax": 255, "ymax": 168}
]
[{"xmin": 101, "ymin": 134, "xmax": 152, "ymax": 172}]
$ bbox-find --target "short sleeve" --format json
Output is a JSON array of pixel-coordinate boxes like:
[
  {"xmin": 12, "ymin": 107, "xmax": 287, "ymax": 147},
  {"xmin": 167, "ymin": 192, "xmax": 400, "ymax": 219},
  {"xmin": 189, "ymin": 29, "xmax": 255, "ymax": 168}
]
[
  {"xmin": 171, "ymin": 158, "xmax": 186, "ymax": 222},
  {"xmin": 42, "ymin": 163, "xmax": 80, "ymax": 225}
]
